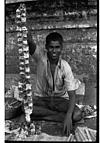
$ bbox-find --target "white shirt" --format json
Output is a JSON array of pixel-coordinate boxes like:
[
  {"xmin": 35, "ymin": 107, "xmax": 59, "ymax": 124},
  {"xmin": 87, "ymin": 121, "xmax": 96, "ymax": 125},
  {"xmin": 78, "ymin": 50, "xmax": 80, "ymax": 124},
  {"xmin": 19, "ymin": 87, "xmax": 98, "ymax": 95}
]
[{"xmin": 31, "ymin": 45, "xmax": 80, "ymax": 98}]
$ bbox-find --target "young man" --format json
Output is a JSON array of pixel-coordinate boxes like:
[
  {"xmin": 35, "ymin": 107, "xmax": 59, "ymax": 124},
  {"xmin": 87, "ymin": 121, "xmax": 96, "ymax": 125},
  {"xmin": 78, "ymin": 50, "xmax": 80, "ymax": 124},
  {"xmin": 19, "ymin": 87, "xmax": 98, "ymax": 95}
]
[{"xmin": 28, "ymin": 31, "xmax": 82, "ymax": 136}]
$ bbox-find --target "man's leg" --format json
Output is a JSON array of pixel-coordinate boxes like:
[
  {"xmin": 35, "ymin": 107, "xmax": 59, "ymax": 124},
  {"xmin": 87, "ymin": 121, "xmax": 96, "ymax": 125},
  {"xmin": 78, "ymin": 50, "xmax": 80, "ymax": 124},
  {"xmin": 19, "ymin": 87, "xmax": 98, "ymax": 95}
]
[
  {"xmin": 43, "ymin": 97, "xmax": 82, "ymax": 122},
  {"xmin": 31, "ymin": 96, "xmax": 82, "ymax": 122},
  {"xmin": 31, "ymin": 96, "xmax": 59, "ymax": 118}
]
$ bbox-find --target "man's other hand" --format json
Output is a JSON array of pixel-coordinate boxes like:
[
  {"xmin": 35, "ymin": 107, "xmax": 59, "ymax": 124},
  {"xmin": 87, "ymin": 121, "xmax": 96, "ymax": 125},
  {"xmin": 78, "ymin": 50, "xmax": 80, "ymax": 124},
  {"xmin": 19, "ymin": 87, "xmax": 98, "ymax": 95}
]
[{"xmin": 63, "ymin": 113, "xmax": 72, "ymax": 136}]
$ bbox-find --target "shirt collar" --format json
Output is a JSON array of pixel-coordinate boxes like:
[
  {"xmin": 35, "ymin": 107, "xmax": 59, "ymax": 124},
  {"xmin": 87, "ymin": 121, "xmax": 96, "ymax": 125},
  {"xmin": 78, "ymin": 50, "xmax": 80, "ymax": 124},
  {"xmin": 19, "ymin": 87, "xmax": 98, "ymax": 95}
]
[
  {"xmin": 58, "ymin": 57, "xmax": 61, "ymax": 69},
  {"xmin": 47, "ymin": 56, "xmax": 61, "ymax": 69}
]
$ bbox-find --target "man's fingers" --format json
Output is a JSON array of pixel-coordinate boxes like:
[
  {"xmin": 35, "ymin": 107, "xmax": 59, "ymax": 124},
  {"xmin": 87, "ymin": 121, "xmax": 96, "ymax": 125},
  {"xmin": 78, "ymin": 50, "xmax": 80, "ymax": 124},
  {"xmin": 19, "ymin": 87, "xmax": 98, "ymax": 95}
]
[
  {"xmin": 66, "ymin": 128, "xmax": 70, "ymax": 137},
  {"xmin": 63, "ymin": 122, "xmax": 72, "ymax": 136},
  {"xmin": 66, "ymin": 125, "xmax": 70, "ymax": 137},
  {"xmin": 63, "ymin": 123, "xmax": 66, "ymax": 133},
  {"xmin": 70, "ymin": 122, "xmax": 72, "ymax": 131}
]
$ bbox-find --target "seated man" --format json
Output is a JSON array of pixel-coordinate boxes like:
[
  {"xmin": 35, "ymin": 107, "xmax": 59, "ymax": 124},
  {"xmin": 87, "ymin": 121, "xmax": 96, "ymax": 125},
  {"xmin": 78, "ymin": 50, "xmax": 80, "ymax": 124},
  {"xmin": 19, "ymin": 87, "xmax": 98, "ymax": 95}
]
[{"xmin": 28, "ymin": 31, "xmax": 82, "ymax": 136}]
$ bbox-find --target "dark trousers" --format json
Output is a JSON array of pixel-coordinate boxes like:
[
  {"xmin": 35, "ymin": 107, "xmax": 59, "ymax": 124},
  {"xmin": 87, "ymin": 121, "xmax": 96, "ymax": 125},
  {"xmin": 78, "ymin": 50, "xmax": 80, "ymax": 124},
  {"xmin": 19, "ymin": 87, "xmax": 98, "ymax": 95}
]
[{"xmin": 31, "ymin": 96, "xmax": 82, "ymax": 122}]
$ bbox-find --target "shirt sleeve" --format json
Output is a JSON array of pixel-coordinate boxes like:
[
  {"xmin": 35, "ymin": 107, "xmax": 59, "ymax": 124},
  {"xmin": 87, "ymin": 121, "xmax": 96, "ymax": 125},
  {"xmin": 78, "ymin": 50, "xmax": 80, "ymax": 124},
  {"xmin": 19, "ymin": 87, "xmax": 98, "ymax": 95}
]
[{"xmin": 63, "ymin": 61, "xmax": 81, "ymax": 91}]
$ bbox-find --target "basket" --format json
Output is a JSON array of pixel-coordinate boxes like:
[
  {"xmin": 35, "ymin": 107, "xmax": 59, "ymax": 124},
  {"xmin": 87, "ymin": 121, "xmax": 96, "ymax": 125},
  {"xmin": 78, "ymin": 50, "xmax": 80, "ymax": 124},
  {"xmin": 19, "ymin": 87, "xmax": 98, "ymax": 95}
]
[{"xmin": 5, "ymin": 97, "xmax": 23, "ymax": 120}]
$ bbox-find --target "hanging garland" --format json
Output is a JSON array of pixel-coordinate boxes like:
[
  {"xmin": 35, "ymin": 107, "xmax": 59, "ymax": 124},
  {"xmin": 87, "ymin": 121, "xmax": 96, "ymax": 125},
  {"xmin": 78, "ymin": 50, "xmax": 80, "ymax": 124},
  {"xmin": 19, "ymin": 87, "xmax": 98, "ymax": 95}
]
[{"xmin": 16, "ymin": 3, "xmax": 33, "ymax": 123}]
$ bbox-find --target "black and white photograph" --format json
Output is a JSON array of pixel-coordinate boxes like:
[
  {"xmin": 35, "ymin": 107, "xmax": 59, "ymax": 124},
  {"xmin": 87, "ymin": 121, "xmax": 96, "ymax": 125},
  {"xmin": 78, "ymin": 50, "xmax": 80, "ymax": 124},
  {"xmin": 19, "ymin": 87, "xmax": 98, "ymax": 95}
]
[{"xmin": 5, "ymin": 0, "xmax": 97, "ymax": 141}]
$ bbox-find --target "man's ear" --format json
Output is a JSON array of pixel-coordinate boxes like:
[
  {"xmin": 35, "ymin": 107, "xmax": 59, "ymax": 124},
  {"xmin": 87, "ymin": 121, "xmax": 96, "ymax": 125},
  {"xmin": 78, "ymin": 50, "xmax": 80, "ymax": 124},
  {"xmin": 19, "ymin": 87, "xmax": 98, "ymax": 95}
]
[
  {"xmin": 60, "ymin": 44, "xmax": 63, "ymax": 50},
  {"xmin": 45, "ymin": 44, "xmax": 48, "ymax": 50},
  {"xmin": 61, "ymin": 43, "xmax": 63, "ymax": 49}
]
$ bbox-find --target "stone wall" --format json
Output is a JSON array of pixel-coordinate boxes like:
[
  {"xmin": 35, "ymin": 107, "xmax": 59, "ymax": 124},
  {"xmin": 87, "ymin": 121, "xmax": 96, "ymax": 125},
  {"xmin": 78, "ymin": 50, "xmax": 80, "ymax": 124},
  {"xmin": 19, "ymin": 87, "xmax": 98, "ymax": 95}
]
[{"xmin": 5, "ymin": 1, "xmax": 97, "ymax": 82}]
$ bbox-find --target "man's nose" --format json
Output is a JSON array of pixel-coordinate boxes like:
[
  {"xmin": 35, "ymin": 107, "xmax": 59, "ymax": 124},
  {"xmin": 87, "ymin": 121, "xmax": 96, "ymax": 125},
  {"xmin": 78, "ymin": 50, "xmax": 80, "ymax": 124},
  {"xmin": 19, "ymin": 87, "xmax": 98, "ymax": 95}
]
[{"xmin": 53, "ymin": 48, "xmax": 56, "ymax": 52}]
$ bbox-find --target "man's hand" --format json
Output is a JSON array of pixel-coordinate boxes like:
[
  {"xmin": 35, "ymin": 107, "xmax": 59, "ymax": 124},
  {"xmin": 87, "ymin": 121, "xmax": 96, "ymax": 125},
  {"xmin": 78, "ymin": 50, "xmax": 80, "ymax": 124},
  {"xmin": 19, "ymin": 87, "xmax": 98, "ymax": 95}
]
[
  {"xmin": 63, "ymin": 90, "xmax": 75, "ymax": 136},
  {"xmin": 63, "ymin": 113, "xmax": 72, "ymax": 136}
]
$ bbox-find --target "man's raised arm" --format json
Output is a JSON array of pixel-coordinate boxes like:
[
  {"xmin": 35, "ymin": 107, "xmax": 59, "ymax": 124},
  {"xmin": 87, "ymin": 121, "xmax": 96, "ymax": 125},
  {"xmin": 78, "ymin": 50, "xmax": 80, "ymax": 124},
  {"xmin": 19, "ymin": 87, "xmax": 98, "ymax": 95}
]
[{"xmin": 27, "ymin": 29, "xmax": 36, "ymax": 56}]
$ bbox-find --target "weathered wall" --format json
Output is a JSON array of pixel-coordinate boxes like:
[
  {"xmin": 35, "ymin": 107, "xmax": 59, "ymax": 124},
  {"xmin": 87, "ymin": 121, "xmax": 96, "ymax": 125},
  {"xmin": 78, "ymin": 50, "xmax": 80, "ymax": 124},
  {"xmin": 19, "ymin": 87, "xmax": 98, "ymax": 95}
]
[
  {"xmin": 6, "ymin": 28, "xmax": 97, "ymax": 74},
  {"xmin": 5, "ymin": 2, "xmax": 97, "ymax": 82}
]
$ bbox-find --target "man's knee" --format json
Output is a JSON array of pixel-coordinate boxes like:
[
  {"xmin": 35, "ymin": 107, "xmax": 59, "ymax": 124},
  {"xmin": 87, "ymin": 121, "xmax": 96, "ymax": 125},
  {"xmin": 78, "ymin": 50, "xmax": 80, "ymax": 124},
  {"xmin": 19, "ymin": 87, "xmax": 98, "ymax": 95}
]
[{"xmin": 72, "ymin": 106, "xmax": 82, "ymax": 122}]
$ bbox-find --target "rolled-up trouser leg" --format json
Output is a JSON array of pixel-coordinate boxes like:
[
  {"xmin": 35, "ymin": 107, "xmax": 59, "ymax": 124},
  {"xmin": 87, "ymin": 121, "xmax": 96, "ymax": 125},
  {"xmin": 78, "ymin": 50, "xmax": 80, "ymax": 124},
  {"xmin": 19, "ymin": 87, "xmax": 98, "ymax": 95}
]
[
  {"xmin": 31, "ymin": 96, "xmax": 58, "ymax": 118},
  {"xmin": 48, "ymin": 97, "xmax": 82, "ymax": 122},
  {"xmin": 40, "ymin": 106, "xmax": 82, "ymax": 123},
  {"xmin": 31, "ymin": 96, "xmax": 82, "ymax": 122},
  {"xmin": 46, "ymin": 96, "xmax": 82, "ymax": 122},
  {"xmin": 31, "ymin": 106, "xmax": 58, "ymax": 117}
]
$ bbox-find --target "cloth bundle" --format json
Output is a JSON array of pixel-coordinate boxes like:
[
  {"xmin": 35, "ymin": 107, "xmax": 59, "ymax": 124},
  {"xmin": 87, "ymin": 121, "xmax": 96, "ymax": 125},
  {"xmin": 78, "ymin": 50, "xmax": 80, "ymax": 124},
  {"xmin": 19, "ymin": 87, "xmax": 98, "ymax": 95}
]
[
  {"xmin": 74, "ymin": 126, "xmax": 96, "ymax": 141},
  {"xmin": 76, "ymin": 104, "xmax": 97, "ymax": 119},
  {"xmin": 16, "ymin": 4, "xmax": 33, "ymax": 122}
]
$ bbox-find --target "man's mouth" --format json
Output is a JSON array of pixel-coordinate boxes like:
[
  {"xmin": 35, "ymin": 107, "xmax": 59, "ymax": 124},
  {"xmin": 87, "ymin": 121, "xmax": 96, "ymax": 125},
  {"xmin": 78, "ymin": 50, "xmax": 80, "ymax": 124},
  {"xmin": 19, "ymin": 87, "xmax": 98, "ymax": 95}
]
[{"xmin": 52, "ymin": 53, "xmax": 57, "ymax": 57}]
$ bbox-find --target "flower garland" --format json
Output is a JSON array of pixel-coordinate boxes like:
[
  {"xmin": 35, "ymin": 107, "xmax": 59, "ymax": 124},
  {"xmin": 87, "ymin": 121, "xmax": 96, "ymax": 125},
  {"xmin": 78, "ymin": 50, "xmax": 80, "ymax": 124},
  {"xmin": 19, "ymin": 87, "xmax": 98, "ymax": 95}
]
[{"xmin": 16, "ymin": 4, "xmax": 33, "ymax": 123}]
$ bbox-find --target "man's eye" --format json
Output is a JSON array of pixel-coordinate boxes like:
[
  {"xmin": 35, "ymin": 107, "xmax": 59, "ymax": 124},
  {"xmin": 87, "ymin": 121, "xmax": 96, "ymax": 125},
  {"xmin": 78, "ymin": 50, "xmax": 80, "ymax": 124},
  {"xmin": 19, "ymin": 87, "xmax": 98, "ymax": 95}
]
[
  {"xmin": 48, "ymin": 46, "xmax": 61, "ymax": 51},
  {"xmin": 56, "ymin": 46, "xmax": 60, "ymax": 49},
  {"xmin": 49, "ymin": 47, "xmax": 53, "ymax": 50}
]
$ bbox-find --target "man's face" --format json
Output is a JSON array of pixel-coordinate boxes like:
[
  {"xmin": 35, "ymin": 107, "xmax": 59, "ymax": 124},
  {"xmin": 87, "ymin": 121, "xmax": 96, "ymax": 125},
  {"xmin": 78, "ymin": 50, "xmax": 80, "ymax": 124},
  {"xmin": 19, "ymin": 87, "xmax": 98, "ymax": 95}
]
[{"xmin": 47, "ymin": 40, "xmax": 62, "ymax": 61}]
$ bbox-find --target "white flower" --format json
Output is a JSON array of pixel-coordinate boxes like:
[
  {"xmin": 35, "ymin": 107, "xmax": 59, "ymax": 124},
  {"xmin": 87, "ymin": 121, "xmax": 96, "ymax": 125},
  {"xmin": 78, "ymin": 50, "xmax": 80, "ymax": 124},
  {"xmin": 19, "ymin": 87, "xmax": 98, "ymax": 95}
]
[
  {"xmin": 25, "ymin": 67, "xmax": 30, "ymax": 72},
  {"xmin": 21, "ymin": 17, "xmax": 26, "ymax": 23},
  {"xmin": 16, "ymin": 14, "xmax": 21, "ymax": 18},
  {"xmin": 23, "ymin": 33, "xmax": 27, "ymax": 38},
  {"xmin": 19, "ymin": 56, "xmax": 24, "ymax": 60},
  {"xmin": 14, "ymin": 86, "xmax": 20, "ymax": 100},
  {"xmin": 18, "ymin": 43, "xmax": 23, "ymax": 47},
  {"xmin": 17, "ymin": 32, "xmax": 22, "ymax": 37},
  {"xmin": 29, "ymin": 103, "xmax": 33, "ymax": 107},
  {"xmin": 19, "ymin": 67, "xmax": 24, "ymax": 70},
  {"xmin": 25, "ymin": 75, "xmax": 30, "ymax": 79},
  {"xmin": 18, "ymin": 38, "xmax": 23, "ymax": 42},
  {"xmin": 24, "ymin": 53, "xmax": 29, "ymax": 58},
  {"xmin": 25, "ymin": 114, "xmax": 31, "ymax": 122},
  {"xmin": 22, "ymin": 26, "xmax": 27, "ymax": 31},
  {"xmin": 16, "ymin": 20, "xmax": 21, "ymax": 24},
  {"xmin": 23, "ymin": 40, "xmax": 28, "ymax": 45},
  {"xmin": 18, "ymin": 49, "xmax": 23, "ymax": 53},
  {"xmin": 19, "ymin": 90, "xmax": 23, "ymax": 93},
  {"xmin": 27, "ymin": 92, "xmax": 32, "ymax": 97},
  {"xmin": 16, "ymin": 26, "xmax": 22, "ymax": 31},
  {"xmin": 25, "ymin": 59, "xmax": 29, "ymax": 64},
  {"xmin": 23, "ymin": 46, "xmax": 29, "ymax": 52},
  {"xmin": 22, "ymin": 30, "xmax": 28, "ymax": 35},
  {"xmin": 25, "ymin": 108, "xmax": 32, "ymax": 115},
  {"xmin": 20, "ymin": 71, "xmax": 25, "ymax": 75},
  {"xmin": 16, "ymin": 9, "xmax": 20, "ymax": 13},
  {"xmin": 26, "ymin": 84, "xmax": 31, "ymax": 90},
  {"xmin": 18, "ymin": 84, "xmax": 22, "ymax": 88},
  {"xmin": 18, "ymin": 82, "xmax": 24, "ymax": 85},
  {"xmin": 20, "ymin": 62, "xmax": 24, "ymax": 65},
  {"xmin": 21, "ymin": 13, "xmax": 26, "ymax": 17}
]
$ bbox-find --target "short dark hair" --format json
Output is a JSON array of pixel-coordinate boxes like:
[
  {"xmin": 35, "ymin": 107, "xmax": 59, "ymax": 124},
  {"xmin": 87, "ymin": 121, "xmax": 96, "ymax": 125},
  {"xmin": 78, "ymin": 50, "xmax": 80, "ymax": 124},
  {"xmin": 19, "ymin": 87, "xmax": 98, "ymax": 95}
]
[{"xmin": 46, "ymin": 32, "xmax": 63, "ymax": 46}]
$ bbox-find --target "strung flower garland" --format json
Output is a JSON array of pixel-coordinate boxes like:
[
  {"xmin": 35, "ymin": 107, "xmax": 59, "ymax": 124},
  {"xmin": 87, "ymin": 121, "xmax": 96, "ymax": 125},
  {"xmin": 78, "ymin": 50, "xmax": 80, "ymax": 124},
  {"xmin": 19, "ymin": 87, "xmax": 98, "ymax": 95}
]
[{"xmin": 16, "ymin": 4, "xmax": 33, "ymax": 123}]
